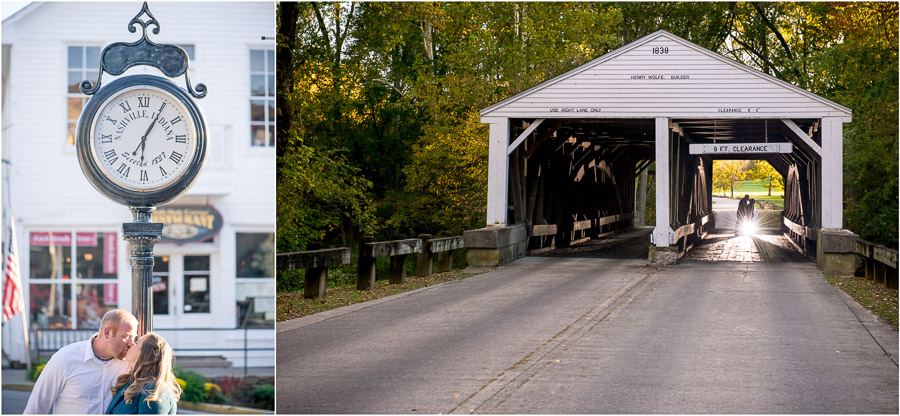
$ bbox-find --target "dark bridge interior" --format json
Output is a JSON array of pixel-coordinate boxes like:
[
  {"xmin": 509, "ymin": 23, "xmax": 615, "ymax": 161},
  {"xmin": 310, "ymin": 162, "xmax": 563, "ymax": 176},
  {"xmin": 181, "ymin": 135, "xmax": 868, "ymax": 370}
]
[{"xmin": 508, "ymin": 117, "xmax": 822, "ymax": 262}]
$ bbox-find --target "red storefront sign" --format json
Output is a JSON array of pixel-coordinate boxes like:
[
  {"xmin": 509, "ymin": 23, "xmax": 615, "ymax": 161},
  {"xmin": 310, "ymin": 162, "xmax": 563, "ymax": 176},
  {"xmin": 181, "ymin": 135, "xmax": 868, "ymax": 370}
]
[
  {"xmin": 30, "ymin": 232, "xmax": 98, "ymax": 246},
  {"xmin": 104, "ymin": 233, "xmax": 117, "ymax": 274},
  {"xmin": 104, "ymin": 283, "xmax": 118, "ymax": 305}
]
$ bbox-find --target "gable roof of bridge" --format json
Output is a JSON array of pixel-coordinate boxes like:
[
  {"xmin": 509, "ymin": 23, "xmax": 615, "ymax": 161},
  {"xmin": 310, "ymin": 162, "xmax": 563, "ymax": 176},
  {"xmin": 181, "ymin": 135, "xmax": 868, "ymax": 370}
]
[{"xmin": 480, "ymin": 30, "xmax": 851, "ymax": 121}]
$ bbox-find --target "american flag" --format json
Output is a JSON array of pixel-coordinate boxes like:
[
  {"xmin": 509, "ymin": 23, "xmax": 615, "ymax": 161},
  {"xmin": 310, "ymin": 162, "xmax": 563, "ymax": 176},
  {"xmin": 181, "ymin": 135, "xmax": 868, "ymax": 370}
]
[{"xmin": 3, "ymin": 218, "xmax": 23, "ymax": 322}]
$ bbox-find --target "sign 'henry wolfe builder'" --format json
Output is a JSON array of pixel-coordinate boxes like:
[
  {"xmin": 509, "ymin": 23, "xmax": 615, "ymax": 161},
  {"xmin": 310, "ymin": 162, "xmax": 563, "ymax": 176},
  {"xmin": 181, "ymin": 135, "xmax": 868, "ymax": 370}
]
[{"xmin": 688, "ymin": 143, "xmax": 793, "ymax": 155}]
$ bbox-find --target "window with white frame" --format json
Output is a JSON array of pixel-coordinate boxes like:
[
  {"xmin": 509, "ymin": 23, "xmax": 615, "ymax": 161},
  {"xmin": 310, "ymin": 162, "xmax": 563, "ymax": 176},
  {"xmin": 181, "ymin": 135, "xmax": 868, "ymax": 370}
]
[
  {"xmin": 249, "ymin": 49, "xmax": 275, "ymax": 147},
  {"xmin": 66, "ymin": 46, "xmax": 100, "ymax": 146},
  {"xmin": 67, "ymin": 45, "xmax": 194, "ymax": 147},
  {"xmin": 28, "ymin": 231, "xmax": 119, "ymax": 329},
  {"xmin": 235, "ymin": 232, "xmax": 274, "ymax": 328}
]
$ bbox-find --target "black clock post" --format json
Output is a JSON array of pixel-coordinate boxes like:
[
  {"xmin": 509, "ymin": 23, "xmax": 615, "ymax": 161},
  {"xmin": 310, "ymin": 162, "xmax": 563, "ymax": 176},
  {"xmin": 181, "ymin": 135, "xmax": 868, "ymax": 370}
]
[
  {"xmin": 123, "ymin": 206, "xmax": 163, "ymax": 334},
  {"xmin": 75, "ymin": 2, "xmax": 208, "ymax": 336}
]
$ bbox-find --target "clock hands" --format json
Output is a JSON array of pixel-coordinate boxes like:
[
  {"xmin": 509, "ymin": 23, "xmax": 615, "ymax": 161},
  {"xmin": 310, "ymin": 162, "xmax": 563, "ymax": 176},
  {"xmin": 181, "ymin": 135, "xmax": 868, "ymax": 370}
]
[{"xmin": 133, "ymin": 112, "xmax": 161, "ymax": 162}]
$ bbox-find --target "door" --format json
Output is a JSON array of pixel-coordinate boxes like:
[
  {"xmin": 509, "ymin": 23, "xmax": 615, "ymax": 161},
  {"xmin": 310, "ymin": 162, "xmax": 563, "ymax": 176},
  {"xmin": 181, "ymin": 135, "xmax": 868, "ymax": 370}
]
[{"xmin": 152, "ymin": 253, "xmax": 213, "ymax": 328}]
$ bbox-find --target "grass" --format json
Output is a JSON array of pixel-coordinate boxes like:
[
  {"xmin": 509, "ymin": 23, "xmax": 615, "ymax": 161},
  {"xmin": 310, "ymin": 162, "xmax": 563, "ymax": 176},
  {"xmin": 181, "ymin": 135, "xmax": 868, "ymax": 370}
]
[
  {"xmin": 824, "ymin": 273, "xmax": 899, "ymax": 329},
  {"xmin": 716, "ymin": 181, "xmax": 785, "ymax": 210},
  {"xmin": 277, "ymin": 269, "xmax": 481, "ymax": 321}
]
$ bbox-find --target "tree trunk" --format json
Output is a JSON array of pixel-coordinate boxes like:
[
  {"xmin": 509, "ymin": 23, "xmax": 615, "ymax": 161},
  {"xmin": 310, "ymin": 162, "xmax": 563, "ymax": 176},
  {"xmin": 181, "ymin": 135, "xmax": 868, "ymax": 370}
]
[{"xmin": 275, "ymin": 2, "xmax": 300, "ymax": 180}]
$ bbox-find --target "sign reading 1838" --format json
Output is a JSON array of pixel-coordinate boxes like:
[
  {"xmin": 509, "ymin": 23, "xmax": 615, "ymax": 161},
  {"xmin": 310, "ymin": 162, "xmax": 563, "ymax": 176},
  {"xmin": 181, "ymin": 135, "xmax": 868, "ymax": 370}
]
[{"xmin": 689, "ymin": 143, "xmax": 793, "ymax": 155}]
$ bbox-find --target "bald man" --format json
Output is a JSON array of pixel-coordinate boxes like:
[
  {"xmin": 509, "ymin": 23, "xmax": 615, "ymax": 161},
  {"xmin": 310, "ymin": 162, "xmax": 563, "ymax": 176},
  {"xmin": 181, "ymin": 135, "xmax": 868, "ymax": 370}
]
[{"xmin": 25, "ymin": 309, "xmax": 138, "ymax": 414}]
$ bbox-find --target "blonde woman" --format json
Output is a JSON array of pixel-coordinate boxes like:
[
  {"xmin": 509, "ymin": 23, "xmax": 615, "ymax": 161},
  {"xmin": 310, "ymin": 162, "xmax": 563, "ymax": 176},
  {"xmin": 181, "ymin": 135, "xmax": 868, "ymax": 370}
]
[{"xmin": 106, "ymin": 333, "xmax": 182, "ymax": 414}]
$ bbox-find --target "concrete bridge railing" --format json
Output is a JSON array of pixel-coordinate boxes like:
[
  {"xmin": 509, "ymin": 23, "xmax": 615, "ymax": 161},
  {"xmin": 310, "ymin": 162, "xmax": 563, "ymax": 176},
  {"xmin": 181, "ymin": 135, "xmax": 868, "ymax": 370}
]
[
  {"xmin": 782, "ymin": 217, "xmax": 897, "ymax": 289},
  {"xmin": 277, "ymin": 235, "xmax": 465, "ymax": 299},
  {"xmin": 855, "ymin": 240, "xmax": 898, "ymax": 289}
]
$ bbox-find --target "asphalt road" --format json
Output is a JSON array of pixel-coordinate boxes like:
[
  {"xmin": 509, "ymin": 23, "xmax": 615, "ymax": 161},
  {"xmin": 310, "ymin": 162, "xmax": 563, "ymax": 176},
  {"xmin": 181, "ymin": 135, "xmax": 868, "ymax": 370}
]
[
  {"xmin": 277, "ymin": 257, "xmax": 898, "ymax": 414},
  {"xmin": 2, "ymin": 389, "xmax": 29, "ymax": 414},
  {"xmin": 713, "ymin": 196, "xmax": 740, "ymax": 229}
]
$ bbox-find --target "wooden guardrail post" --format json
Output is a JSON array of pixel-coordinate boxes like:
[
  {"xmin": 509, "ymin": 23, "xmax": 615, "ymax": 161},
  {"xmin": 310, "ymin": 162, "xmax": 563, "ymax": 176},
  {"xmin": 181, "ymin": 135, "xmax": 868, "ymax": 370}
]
[
  {"xmin": 416, "ymin": 234, "xmax": 433, "ymax": 277},
  {"xmin": 435, "ymin": 251, "xmax": 453, "ymax": 273},
  {"xmin": 306, "ymin": 266, "xmax": 327, "ymax": 299},
  {"xmin": 389, "ymin": 254, "xmax": 408, "ymax": 284},
  {"xmin": 431, "ymin": 236, "xmax": 464, "ymax": 273},
  {"xmin": 357, "ymin": 236, "xmax": 376, "ymax": 291},
  {"xmin": 277, "ymin": 247, "xmax": 350, "ymax": 299}
]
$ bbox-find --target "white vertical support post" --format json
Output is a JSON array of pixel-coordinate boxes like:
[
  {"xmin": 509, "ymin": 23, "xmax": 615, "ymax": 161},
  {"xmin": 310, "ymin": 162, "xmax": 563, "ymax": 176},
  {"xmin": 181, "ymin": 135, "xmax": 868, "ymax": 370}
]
[
  {"xmin": 483, "ymin": 117, "xmax": 510, "ymax": 226},
  {"xmin": 821, "ymin": 117, "xmax": 843, "ymax": 228},
  {"xmin": 653, "ymin": 117, "xmax": 672, "ymax": 246}
]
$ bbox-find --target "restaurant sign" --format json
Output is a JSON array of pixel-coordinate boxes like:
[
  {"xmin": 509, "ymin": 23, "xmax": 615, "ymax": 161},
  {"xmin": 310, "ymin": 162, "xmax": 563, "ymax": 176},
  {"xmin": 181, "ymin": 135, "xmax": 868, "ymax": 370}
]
[
  {"xmin": 689, "ymin": 142, "xmax": 793, "ymax": 155},
  {"xmin": 152, "ymin": 206, "xmax": 223, "ymax": 244}
]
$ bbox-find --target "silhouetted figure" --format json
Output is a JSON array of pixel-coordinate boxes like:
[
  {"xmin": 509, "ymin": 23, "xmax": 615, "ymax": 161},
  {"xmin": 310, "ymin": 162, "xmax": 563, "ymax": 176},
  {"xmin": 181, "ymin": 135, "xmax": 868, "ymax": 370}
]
[
  {"xmin": 747, "ymin": 198, "xmax": 756, "ymax": 223},
  {"xmin": 736, "ymin": 194, "xmax": 750, "ymax": 231}
]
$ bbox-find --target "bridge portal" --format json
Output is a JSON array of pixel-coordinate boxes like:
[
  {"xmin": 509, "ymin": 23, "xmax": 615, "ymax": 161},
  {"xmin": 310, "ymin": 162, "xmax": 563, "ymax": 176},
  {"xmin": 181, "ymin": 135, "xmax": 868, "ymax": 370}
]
[{"xmin": 469, "ymin": 30, "xmax": 854, "ymax": 270}]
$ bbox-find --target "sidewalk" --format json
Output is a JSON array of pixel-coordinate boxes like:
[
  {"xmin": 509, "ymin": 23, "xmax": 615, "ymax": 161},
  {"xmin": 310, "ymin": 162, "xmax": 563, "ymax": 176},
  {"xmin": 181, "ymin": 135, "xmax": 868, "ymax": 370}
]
[{"xmin": 2, "ymin": 366, "xmax": 274, "ymax": 414}]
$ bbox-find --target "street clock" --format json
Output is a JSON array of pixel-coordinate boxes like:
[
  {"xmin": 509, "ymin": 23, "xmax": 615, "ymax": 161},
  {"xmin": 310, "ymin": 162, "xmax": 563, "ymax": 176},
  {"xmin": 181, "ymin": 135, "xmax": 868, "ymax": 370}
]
[{"xmin": 76, "ymin": 2, "xmax": 207, "ymax": 207}]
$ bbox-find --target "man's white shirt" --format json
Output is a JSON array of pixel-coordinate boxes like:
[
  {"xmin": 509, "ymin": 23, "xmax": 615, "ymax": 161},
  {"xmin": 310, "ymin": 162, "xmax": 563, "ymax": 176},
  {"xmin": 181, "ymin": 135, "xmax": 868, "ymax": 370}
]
[{"xmin": 23, "ymin": 338, "xmax": 129, "ymax": 414}]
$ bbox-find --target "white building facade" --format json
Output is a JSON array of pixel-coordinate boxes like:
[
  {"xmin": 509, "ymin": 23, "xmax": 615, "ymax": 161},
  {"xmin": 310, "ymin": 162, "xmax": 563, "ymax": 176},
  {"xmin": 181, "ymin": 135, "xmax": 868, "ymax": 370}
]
[{"xmin": 2, "ymin": 2, "xmax": 275, "ymax": 367}]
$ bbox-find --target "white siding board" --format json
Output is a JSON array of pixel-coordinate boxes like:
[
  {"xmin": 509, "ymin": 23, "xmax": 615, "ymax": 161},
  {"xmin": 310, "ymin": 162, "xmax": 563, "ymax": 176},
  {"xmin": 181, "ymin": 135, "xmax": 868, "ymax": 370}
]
[{"xmin": 482, "ymin": 31, "xmax": 850, "ymax": 120}]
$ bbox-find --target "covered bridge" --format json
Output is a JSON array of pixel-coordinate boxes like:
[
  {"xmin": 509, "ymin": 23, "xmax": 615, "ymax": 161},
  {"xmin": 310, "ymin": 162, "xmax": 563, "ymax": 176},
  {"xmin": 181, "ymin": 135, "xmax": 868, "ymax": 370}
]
[{"xmin": 465, "ymin": 30, "xmax": 855, "ymax": 269}]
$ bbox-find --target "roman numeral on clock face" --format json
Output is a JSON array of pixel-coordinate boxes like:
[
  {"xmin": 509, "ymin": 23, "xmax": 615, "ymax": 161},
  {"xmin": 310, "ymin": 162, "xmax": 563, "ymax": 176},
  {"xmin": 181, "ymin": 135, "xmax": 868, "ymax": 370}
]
[
  {"xmin": 137, "ymin": 97, "xmax": 150, "ymax": 108},
  {"xmin": 169, "ymin": 151, "xmax": 183, "ymax": 164},
  {"xmin": 140, "ymin": 170, "xmax": 148, "ymax": 181},
  {"xmin": 170, "ymin": 116, "xmax": 182, "ymax": 125},
  {"xmin": 119, "ymin": 101, "xmax": 131, "ymax": 113},
  {"xmin": 103, "ymin": 149, "xmax": 118, "ymax": 164},
  {"xmin": 159, "ymin": 166, "xmax": 168, "ymax": 176},
  {"xmin": 101, "ymin": 134, "xmax": 113, "ymax": 144},
  {"xmin": 174, "ymin": 135, "xmax": 187, "ymax": 143},
  {"xmin": 117, "ymin": 163, "xmax": 130, "ymax": 177}
]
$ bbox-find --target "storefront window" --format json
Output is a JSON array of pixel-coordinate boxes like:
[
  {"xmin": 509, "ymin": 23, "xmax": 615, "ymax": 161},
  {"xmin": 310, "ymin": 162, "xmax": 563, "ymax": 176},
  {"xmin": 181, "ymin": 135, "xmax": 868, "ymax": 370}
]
[
  {"xmin": 236, "ymin": 281, "xmax": 274, "ymax": 328},
  {"xmin": 76, "ymin": 233, "xmax": 117, "ymax": 279},
  {"xmin": 153, "ymin": 256, "xmax": 170, "ymax": 316},
  {"xmin": 76, "ymin": 283, "xmax": 117, "ymax": 329},
  {"xmin": 235, "ymin": 232, "xmax": 274, "ymax": 328},
  {"xmin": 236, "ymin": 233, "xmax": 274, "ymax": 278},
  {"xmin": 184, "ymin": 255, "xmax": 210, "ymax": 314},
  {"xmin": 29, "ymin": 283, "xmax": 72, "ymax": 329},
  {"xmin": 30, "ymin": 236, "xmax": 71, "ymax": 280},
  {"xmin": 29, "ymin": 231, "xmax": 118, "ymax": 329}
]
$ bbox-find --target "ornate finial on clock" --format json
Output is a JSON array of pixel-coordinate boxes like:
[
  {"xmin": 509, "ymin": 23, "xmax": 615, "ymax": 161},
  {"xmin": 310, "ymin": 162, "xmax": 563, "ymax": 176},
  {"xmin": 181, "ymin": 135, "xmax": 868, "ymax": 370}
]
[
  {"xmin": 128, "ymin": 2, "xmax": 160, "ymax": 39},
  {"xmin": 81, "ymin": 2, "xmax": 206, "ymax": 99}
]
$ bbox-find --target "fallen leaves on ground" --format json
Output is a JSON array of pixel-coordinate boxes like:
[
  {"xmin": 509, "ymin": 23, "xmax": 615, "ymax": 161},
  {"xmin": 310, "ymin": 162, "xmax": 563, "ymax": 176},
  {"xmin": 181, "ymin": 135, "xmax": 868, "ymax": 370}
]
[
  {"xmin": 277, "ymin": 270, "xmax": 478, "ymax": 321},
  {"xmin": 825, "ymin": 274, "xmax": 898, "ymax": 329}
]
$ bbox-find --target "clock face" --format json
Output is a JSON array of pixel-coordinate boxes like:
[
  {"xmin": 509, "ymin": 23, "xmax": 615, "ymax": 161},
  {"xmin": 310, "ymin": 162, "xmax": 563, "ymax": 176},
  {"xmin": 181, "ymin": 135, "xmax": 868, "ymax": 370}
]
[{"xmin": 90, "ymin": 86, "xmax": 196, "ymax": 191}]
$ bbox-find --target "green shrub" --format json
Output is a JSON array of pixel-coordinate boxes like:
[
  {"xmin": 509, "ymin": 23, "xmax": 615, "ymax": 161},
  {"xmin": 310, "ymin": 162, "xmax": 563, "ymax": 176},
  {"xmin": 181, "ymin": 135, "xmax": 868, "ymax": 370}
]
[
  {"xmin": 28, "ymin": 359, "xmax": 50, "ymax": 382},
  {"xmin": 204, "ymin": 382, "xmax": 228, "ymax": 404},
  {"xmin": 250, "ymin": 384, "xmax": 275, "ymax": 410},
  {"xmin": 174, "ymin": 366, "xmax": 208, "ymax": 404}
]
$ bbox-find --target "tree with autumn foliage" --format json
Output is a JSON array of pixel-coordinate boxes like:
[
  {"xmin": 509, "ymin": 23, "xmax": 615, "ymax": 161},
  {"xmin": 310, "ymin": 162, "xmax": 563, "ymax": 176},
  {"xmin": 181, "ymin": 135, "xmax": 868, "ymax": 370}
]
[
  {"xmin": 747, "ymin": 161, "xmax": 784, "ymax": 196},
  {"xmin": 713, "ymin": 160, "xmax": 751, "ymax": 198}
]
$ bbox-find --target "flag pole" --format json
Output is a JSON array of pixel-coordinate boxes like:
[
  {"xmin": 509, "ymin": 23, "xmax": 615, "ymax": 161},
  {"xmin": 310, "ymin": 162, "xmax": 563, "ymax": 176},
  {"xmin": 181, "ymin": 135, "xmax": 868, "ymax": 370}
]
[
  {"xmin": 7, "ymin": 218, "xmax": 30, "ymax": 370},
  {"xmin": 21, "ymin": 304, "xmax": 30, "ymax": 370}
]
